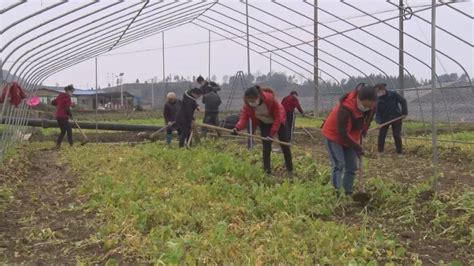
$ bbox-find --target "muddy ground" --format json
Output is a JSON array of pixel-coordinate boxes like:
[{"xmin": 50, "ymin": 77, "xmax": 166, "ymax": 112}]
[{"xmin": 1, "ymin": 127, "xmax": 473, "ymax": 264}]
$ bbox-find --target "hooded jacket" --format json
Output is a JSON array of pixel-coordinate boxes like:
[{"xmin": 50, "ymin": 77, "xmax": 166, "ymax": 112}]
[
  {"xmin": 235, "ymin": 88, "xmax": 286, "ymax": 137},
  {"xmin": 322, "ymin": 90, "xmax": 375, "ymax": 150},
  {"xmin": 175, "ymin": 90, "xmax": 198, "ymax": 128},
  {"xmin": 52, "ymin": 92, "xmax": 72, "ymax": 119}
]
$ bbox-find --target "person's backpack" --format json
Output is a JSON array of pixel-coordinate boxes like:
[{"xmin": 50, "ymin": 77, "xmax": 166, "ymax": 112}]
[
  {"xmin": 209, "ymin": 81, "xmax": 221, "ymax": 92},
  {"xmin": 220, "ymin": 114, "xmax": 239, "ymax": 129}
]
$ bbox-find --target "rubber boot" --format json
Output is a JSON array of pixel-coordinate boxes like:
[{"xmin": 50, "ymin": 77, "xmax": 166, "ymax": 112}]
[{"xmin": 166, "ymin": 134, "xmax": 172, "ymax": 145}]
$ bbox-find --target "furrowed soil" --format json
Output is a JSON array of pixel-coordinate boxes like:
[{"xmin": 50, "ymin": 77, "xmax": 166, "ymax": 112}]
[
  {"xmin": 0, "ymin": 147, "xmax": 107, "ymax": 264},
  {"xmin": 1, "ymin": 125, "xmax": 473, "ymax": 264}
]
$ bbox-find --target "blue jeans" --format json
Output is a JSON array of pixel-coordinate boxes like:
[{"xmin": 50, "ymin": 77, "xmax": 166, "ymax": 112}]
[{"xmin": 324, "ymin": 138, "xmax": 358, "ymax": 194}]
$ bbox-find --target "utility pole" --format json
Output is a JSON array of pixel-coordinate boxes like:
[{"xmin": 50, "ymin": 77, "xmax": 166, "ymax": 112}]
[
  {"xmin": 245, "ymin": 0, "xmax": 253, "ymax": 149},
  {"xmin": 162, "ymin": 31, "xmax": 166, "ymax": 88},
  {"xmin": 95, "ymin": 57, "xmax": 99, "ymax": 140},
  {"xmin": 314, "ymin": 0, "xmax": 319, "ymax": 117},
  {"xmin": 399, "ymin": 0, "xmax": 405, "ymax": 96},
  {"xmin": 151, "ymin": 78, "xmax": 155, "ymax": 109},
  {"xmin": 431, "ymin": 0, "xmax": 438, "ymax": 185},
  {"xmin": 119, "ymin": 73, "xmax": 124, "ymax": 108},
  {"xmin": 269, "ymin": 53, "xmax": 272, "ymax": 77},
  {"xmin": 245, "ymin": 0, "xmax": 251, "ymax": 77},
  {"xmin": 208, "ymin": 30, "xmax": 211, "ymax": 80}
]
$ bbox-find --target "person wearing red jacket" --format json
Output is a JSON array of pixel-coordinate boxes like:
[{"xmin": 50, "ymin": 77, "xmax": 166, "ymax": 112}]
[
  {"xmin": 281, "ymin": 91, "xmax": 304, "ymax": 141},
  {"xmin": 232, "ymin": 86, "xmax": 293, "ymax": 176},
  {"xmin": 51, "ymin": 85, "xmax": 75, "ymax": 148},
  {"xmin": 322, "ymin": 84, "xmax": 377, "ymax": 196}
]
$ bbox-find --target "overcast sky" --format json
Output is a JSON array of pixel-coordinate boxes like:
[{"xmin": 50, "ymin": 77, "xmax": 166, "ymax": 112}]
[{"xmin": 1, "ymin": 0, "xmax": 473, "ymax": 89}]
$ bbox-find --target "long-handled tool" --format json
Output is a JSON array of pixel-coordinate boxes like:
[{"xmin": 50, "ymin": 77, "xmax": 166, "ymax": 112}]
[
  {"xmin": 352, "ymin": 138, "xmax": 370, "ymax": 204},
  {"xmin": 150, "ymin": 122, "xmax": 174, "ymax": 140},
  {"xmin": 368, "ymin": 115, "xmax": 406, "ymax": 133},
  {"xmin": 198, "ymin": 123, "xmax": 292, "ymax": 147},
  {"xmin": 193, "ymin": 123, "xmax": 201, "ymax": 144},
  {"xmin": 290, "ymin": 111, "xmax": 296, "ymax": 141},
  {"xmin": 71, "ymin": 118, "xmax": 89, "ymax": 145},
  {"xmin": 186, "ymin": 129, "xmax": 194, "ymax": 148}
]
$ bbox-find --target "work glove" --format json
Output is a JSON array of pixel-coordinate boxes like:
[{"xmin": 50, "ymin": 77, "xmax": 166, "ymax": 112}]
[
  {"xmin": 167, "ymin": 121, "xmax": 173, "ymax": 126},
  {"xmin": 265, "ymin": 136, "xmax": 274, "ymax": 143},
  {"xmin": 231, "ymin": 128, "xmax": 239, "ymax": 135}
]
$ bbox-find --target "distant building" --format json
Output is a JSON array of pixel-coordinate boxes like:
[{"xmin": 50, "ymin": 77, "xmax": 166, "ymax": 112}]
[
  {"xmin": 35, "ymin": 88, "xmax": 135, "ymax": 110},
  {"xmin": 36, "ymin": 88, "xmax": 78, "ymax": 105}
]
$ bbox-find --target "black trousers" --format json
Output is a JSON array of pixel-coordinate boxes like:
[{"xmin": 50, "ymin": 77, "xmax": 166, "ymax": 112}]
[
  {"xmin": 202, "ymin": 112, "xmax": 220, "ymax": 136},
  {"xmin": 260, "ymin": 122, "xmax": 293, "ymax": 174},
  {"xmin": 56, "ymin": 118, "xmax": 73, "ymax": 146},
  {"xmin": 378, "ymin": 120, "xmax": 403, "ymax": 154},
  {"xmin": 285, "ymin": 111, "xmax": 295, "ymax": 141},
  {"xmin": 179, "ymin": 126, "xmax": 192, "ymax": 148}
]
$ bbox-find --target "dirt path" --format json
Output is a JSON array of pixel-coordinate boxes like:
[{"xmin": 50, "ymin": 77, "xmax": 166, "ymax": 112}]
[{"xmin": 0, "ymin": 149, "xmax": 103, "ymax": 264}]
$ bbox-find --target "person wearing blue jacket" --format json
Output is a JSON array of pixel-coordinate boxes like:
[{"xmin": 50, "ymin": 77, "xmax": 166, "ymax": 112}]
[{"xmin": 375, "ymin": 83, "xmax": 408, "ymax": 156}]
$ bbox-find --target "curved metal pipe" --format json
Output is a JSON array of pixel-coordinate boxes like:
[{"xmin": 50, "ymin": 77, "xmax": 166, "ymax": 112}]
[
  {"xmin": 22, "ymin": 3, "xmax": 209, "ymax": 87},
  {"xmin": 268, "ymin": 2, "xmax": 448, "ymax": 53},
  {"xmin": 0, "ymin": 0, "xmax": 27, "ymax": 15},
  {"xmin": 27, "ymin": 17, "xmax": 196, "ymax": 89},
  {"xmin": 18, "ymin": 1, "xmax": 195, "ymax": 85},
  {"xmin": 271, "ymin": 2, "xmax": 397, "ymax": 89},
  {"xmin": 216, "ymin": 3, "xmax": 374, "ymax": 85},
  {"xmin": 205, "ymin": 9, "xmax": 356, "ymax": 85},
  {"xmin": 4, "ymin": 0, "xmax": 121, "ymax": 81},
  {"xmin": 0, "ymin": 1, "xmax": 68, "ymax": 34},
  {"xmin": 192, "ymin": 22, "xmax": 336, "ymax": 85},
  {"xmin": 12, "ymin": 1, "xmax": 148, "ymax": 80},
  {"xmin": 1, "ymin": 0, "xmax": 99, "ymax": 53},
  {"xmin": 195, "ymin": 17, "xmax": 341, "ymax": 84},
  {"xmin": 387, "ymin": 1, "xmax": 472, "ymax": 47},
  {"xmin": 342, "ymin": 1, "xmax": 472, "ymax": 88}
]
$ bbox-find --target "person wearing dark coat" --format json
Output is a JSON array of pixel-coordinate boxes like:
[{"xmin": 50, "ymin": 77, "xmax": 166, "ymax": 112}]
[
  {"xmin": 52, "ymin": 85, "xmax": 75, "ymax": 148},
  {"xmin": 197, "ymin": 76, "xmax": 222, "ymax": 137},
  {"xmin": 375, "ymin": 83, "xmax": 408, "ymax": 156},
  {"xmin": 197, "ymin": 75, "xmax": 221, "ymax": 94},
  {"xmin": 201, "ymin": 90, "xmax": 222, "ymax": 137},
  {"xmin": 163, "ymin": 92, "xmax": 182, "ymax": 145},
  {"xmin": 175, "ymin": 88, "xmax": 202, "ymax": 148}
]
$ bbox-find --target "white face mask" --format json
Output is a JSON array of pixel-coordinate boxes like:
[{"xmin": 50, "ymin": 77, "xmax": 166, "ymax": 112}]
[
  {"xmin": 377, "ymin": 90, "xmax": 386, "ymax": 97},
  {"xmin": 248, "ymin": 98, "xmax": 260, "ymax": 107},
  {"xmin": 357, "ymin": 99, "xmax": 371, "ymax": 112}
]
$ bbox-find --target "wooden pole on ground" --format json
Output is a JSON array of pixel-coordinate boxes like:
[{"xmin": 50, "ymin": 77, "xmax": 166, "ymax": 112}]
[
  {"xmin": 368, "ymin": 116, "xmax": 406, "ymax": 133},
  {"xmin": 197, "ymin": 123, "xmax": 291, "ymax": 147}
]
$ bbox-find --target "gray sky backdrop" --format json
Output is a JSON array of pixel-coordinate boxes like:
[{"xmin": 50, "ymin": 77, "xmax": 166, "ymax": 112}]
[{"xmin": 1, "ymin": 0, "xmax": 473, "ymax": 89}]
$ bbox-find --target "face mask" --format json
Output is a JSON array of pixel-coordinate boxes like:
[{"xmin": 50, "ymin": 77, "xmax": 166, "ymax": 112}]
[
  {"xmin": 377, "ymin": 91, "xmax": 386, "ymax": 97},
  {"xmin": 248, "ymin": 99, "xmax": 260, "ymax": 107},
  {"xmin": 357, "ymin": 99, "xmax": 371, "ymax": 112}
]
